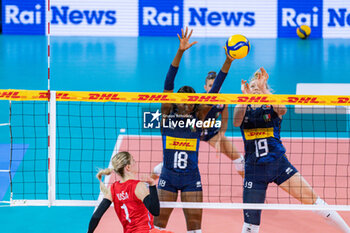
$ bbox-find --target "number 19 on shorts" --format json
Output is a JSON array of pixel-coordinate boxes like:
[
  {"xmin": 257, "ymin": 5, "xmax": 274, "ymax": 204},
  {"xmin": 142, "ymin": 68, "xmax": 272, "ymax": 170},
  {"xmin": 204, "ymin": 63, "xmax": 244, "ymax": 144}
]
[{"xmin": 174, "ymin": 151, "xmax": 188, "ymax": 169}]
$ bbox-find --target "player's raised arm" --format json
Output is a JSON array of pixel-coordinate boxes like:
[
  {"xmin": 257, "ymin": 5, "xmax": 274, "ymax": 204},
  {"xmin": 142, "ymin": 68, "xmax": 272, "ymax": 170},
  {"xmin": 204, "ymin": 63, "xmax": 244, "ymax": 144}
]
[
  {"xmin": 162, "ymin": 27, "xmax": 197, "ymax": 116},
  {"xmin": 163, "ymin": 27, "xmax": 197, "ymax": 94},
  {"xmin": 198, "ymin": 49, "xmax": 235, "ymax": 120},
  {"xmin": 87, "ymin": 169, "xmax": 113, "ymax": 233},
  {"xmin": 257, "ymin": 67, "xmax": 287, "ymax": 117},
  {"xmin": 233, "ymin": 80, "xmax": 250, "ymax": 127},
  {"xmin": 208, "ymin": 48, "xmax": 235, "ymax": 94}
]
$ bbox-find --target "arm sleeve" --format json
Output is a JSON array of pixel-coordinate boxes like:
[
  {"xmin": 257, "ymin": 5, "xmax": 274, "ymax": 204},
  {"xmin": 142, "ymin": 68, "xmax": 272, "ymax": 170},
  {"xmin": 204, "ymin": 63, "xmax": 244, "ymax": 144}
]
[
  {"xmin": 142, "ymin": 185, "xmax": 160, "ymax": 216},
  {"xmin": 208, "ymin": 70, "xmax": 228, "ymax": 93},
  {"xmin": 164, "ymin": 65, "xmax": 179, "ymax": 91},
  {"xmin": 87, "ymin": 198, "xmax": 112, "ymax": 233}
]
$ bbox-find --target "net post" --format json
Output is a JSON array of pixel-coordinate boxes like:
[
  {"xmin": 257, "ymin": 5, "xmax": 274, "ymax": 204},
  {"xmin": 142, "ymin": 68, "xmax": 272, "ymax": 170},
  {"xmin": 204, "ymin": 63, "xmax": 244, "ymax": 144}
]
[{"xmin": 48, "ymin": 91, "xmax": 56, "ymax": 207}]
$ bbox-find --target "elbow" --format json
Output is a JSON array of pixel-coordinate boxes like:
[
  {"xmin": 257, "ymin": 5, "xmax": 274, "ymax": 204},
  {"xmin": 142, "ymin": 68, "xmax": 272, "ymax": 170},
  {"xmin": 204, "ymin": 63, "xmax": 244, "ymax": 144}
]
[{"xmin": 152, "ymin": 206, "xmax": 160, "ymax": 216}]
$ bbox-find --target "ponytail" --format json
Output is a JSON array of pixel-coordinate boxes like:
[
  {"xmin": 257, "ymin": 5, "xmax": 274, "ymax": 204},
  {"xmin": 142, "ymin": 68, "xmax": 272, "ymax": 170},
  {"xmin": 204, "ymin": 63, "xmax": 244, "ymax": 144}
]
[{"xmin": 96, "ymin": 151, "xmax": 132, "ymax": 196}]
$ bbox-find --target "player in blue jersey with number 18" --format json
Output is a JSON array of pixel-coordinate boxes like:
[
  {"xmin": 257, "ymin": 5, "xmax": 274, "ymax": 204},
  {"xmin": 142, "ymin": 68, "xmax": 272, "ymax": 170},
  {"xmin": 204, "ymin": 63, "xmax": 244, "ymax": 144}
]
[
  {"xmin": 234, "ymin": 68, "xmax": 350, "ymax": 233},
  {"xmin": 153, "ymin": 27, "xmax": 235, "ymax": 233}
]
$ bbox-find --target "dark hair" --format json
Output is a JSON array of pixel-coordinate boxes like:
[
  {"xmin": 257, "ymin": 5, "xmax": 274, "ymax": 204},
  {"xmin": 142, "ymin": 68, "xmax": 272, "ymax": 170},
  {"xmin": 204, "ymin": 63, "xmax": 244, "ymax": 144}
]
[
  {"xmin": 205, "ymin": 71, "xmax": 216, "ymax": 84},
  {"xmin": 177, "ymin": 86, "xmax": 196, "ymax": 93}
]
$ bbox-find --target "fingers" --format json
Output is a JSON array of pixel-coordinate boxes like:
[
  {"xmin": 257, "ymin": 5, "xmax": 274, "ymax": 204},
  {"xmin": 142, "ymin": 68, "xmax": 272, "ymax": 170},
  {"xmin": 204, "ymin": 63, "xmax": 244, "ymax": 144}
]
[
  {"xmin": 184, "ymin": 27, "xmax": 188, "ymax": 38},
  {"xmin": 260, "ymin": 67, "xmax": 269, "ymax": 80},
  {"xmin": 224, "ymin": 47, "xmax": 235, "ymax": 61},
  {"xmin": 177, "ymin": 33, "xmax": 181, "ymax": 41},
  {"xmin": 181, "ymin": 28, "xmax": 184, "ymax": 38},
  {"xmin": 188, "ymin": 29, "xmax": 193, "ymax": 39},
  {"xmin": 188, "ymin": 41, "xmax": 198, "ymax": 48}
]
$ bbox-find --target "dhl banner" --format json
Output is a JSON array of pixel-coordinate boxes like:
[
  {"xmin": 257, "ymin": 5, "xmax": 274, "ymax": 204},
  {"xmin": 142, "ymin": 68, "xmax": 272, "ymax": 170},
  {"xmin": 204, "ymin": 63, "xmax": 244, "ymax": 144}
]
[{"xmin": 0, "ymin": 89, "xmax": 350, "ymax": 106}]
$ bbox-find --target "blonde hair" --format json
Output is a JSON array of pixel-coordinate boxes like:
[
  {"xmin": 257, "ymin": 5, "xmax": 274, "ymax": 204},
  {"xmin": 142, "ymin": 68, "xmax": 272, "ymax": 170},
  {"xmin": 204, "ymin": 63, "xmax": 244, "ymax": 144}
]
[
  {"xmin": 96, "ymin": 151, "xmax": 132, "ymax": 196},
  {"xmin": 249, "ymin": 69, "xmax": 272, "ymax": 92}
]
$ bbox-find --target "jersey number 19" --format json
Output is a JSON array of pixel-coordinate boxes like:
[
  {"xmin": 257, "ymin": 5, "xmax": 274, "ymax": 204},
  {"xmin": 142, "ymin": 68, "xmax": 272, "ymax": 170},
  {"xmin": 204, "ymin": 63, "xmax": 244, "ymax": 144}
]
[{"xmin": 255, "ymin": 139, "xmax": 269, "ymax": 157}]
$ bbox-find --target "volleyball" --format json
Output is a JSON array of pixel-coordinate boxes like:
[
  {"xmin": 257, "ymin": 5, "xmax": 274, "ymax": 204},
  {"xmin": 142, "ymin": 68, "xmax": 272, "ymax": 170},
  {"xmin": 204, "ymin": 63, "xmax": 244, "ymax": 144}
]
[
  {"xmin": 225, "ymin": 34, "xmax": 250, "ymax": 59},
  {"xmin": 296, "ymin": 25, "xmax": 311, "ymax": 39}
]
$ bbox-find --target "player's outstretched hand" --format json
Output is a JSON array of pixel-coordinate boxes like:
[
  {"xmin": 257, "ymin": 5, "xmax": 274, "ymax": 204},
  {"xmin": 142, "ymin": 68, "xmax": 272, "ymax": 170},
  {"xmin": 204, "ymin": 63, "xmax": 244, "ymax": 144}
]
[
  {"xmin": 177, "ymin": 27, "xmax": 197, "ymax": 51},
  {"xmin": 241, "ymin": 80, "xmax": 251, "ymax": 94},
  {"xmin": 256, "ymin": 67, "xmax": 269, "ymax": 92}
]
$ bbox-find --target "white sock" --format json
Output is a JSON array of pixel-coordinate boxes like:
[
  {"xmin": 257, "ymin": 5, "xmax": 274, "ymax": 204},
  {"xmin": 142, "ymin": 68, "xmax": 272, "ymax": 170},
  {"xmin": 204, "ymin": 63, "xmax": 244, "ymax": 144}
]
[
  {"xmin": 187, "ymin": 230, "xmax": 202, "ymax": 233},
  {"xmin": 313, "ymin": 197, "xmax": 350, "ymax": 232},
  {"xmin": 154, "ymin": 226, "xmax": 166, "ymax": 230},
  {"xmin": 241, "ymin": 222, "xmax": 260, "ymax": 233},
  {"xmin": 233, "ymin": 155, "xmax": 245, "ymax": 172}
]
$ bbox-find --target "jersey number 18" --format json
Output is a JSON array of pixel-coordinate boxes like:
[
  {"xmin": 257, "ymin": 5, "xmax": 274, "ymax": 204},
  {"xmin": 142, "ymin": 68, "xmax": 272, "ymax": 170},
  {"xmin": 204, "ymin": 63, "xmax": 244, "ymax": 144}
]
[{"xmin": 174, "ymin": 151, "xmax": 188, "ymax": 169}]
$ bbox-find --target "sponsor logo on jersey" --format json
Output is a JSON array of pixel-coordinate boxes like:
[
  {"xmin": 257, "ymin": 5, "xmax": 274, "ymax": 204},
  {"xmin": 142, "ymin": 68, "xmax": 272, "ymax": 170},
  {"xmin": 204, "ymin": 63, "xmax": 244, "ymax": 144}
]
[
  {"xmin": 285, "ymin": 167, "xmax": 293, "ymax": 175},
  {"xmin": 165, "ymin": 136, "xmax": 197, "ymax": 151},
  {"xmin": 244, "ymin": 127, "xmax": 274, "ymax": 140}
]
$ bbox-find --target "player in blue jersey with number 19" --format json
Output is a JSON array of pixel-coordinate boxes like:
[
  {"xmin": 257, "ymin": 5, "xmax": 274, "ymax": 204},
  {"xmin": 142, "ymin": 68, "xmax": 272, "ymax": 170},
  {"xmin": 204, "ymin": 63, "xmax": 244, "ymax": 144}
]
[
  {"xmin": 153, "ymin": 27, "xmax": 235, "ymax": 233},
  {"xmin": 234, "ymin": 68, "xmax": 350, "ymax": 233}
]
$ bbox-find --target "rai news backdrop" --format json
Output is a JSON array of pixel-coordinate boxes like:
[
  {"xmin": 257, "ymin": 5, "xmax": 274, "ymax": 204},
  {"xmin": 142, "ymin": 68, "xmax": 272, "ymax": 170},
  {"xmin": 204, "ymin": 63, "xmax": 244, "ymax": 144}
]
[{"xmin": 1, "ymin": 0, "xmax": 350, "ymax": 38}]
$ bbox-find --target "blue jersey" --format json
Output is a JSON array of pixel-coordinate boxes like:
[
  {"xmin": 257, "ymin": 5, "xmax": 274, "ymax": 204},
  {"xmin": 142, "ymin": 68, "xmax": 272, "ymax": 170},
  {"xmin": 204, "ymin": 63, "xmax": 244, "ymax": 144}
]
[
  {"xmin": 161, "ymin": 108, "xmax": 201, "ymax": 173},
  {"xmin": 200, "ymin": 104, "xmax": 225, "ymax": 141},
  {"xmin": 240, "ymin": 105, "xmax": 286, "ymax": 164}
]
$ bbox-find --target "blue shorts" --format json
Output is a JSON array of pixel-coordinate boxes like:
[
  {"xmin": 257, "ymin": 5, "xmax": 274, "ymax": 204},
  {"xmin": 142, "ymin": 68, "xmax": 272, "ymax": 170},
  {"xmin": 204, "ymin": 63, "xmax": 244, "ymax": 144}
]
[
  {"xmin": 244, "ymin": 155, "xmax": 298, "ymax": 190},
  {"xmin": 158, "ymin": 167, "xmax": 202, "ymax": 193},
  {"xmin": 200, "ymin": 128, "xmax": 220, "ymax": 142},
  {"xmin": 243, "ymin": 155, "xmax": 298, "ymax": 225}
]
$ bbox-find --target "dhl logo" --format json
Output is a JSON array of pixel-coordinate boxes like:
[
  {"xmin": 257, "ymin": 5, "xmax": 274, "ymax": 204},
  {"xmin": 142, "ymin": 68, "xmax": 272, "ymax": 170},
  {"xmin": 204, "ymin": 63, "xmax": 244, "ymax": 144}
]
[
  {"xmin": 333, "ymin": 97, "xmax": 350, "ymax": 104},
  {"xmin": 286, "ymin": 97, "xmax": 322, "ymax": 104},
  {"xmin": 138, "ymin": 94, "xmax": 170, "ymax": 101},
  {"xmin": 186, "ymin": 95, "xmax": 222, "ymax": 102},
  {"xmin": 0, "ymin": 91, "xmax": 21, "ymax": 99},
  {"xmin": 244, "ymin": 128, "xmax": 274, "ymax": 140},
  {"xmin": 165, "ymin": 136, "xmax": 197, "ymax": 151},
  {"xmin": 236, "ymin": 96, "xmax": 270, "ymax": 103},
  {"xmin": 38, "ymin": 92, "xmax": 72, "ymax": 100},
  {"xmin": 89, "ymin": 93, "xmax": 121, "ymax": 100}
]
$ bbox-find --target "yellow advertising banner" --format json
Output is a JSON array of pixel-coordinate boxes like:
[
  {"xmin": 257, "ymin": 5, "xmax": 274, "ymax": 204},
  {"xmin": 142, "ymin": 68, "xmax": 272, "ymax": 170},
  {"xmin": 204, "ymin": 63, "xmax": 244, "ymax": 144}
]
[{"xmin": 0, "ymin": 89, "xmax": 349, "ymax": 106}]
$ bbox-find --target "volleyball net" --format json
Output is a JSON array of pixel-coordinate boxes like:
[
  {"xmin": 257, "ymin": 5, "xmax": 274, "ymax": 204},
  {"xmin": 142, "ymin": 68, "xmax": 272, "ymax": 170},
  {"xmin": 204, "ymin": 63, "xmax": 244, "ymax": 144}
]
[{"xmin": 1, "ymin": 89, "xmax": 350, "ymax": 211}]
